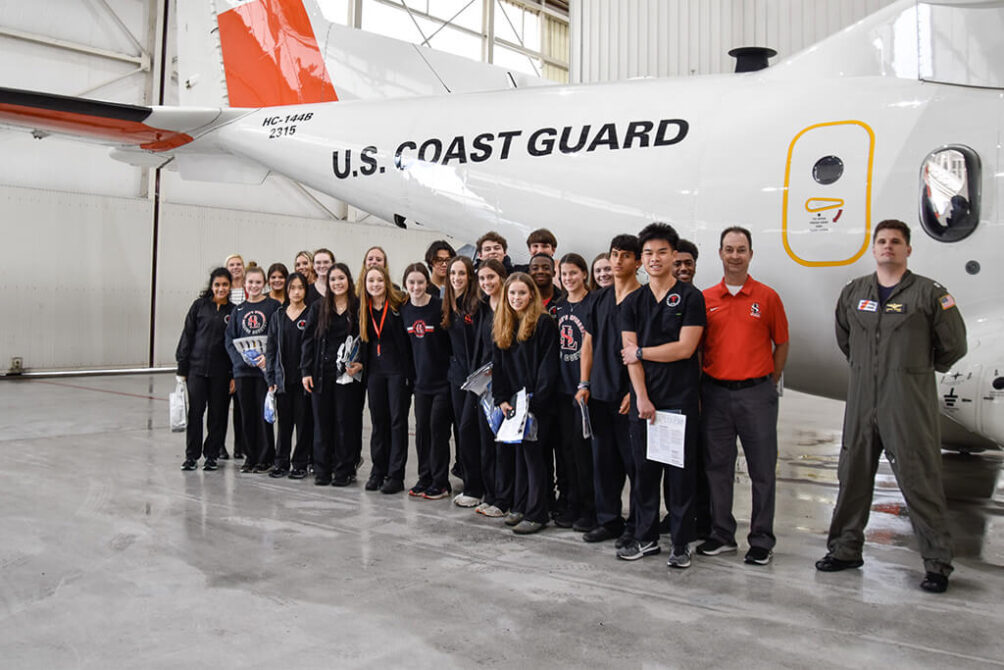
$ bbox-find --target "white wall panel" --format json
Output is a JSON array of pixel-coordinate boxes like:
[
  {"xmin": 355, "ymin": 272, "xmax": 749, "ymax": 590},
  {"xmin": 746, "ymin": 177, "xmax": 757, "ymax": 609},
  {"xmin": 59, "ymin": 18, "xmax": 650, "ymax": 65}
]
[
  {"xmin": 570, "ymin": 0, "xmax": 897, "ymax": 83},
  {"xmin": 0, "ymin": 185, "xmax": 153, "ymax": 371},
  {"xmin": 152, "ymin": 203, "xmax": 459, "ymax": 368}
]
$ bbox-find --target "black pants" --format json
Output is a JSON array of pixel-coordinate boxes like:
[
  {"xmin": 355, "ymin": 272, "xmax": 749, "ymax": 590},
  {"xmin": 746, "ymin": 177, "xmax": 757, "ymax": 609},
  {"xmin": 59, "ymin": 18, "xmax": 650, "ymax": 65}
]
[
  {"xmin": 275, "ymin": 382, "xmax": 312, "ymax": 470},
  {"xmin": 235, "ymin": 375, "xmax": 274, "ymax": 467},
  {"xmin": 628, "ymin": 412, "xmax": 697, "ymax": 547},
  {"xmin": 494, "ymin": 430, "xmax": 520, "ymax": 513},
  {"xmin": 367, "ymin": 374, "xmax": 412, "ymax": 483},
  {"xmin": 414, "ymin": 390, "xmax": 452, "ymax": 490},
  {"xmin": 185, "ymin": 374, "xmax": 230, "ymax": 461},
  {"xmin": 589, "ymin": 398, "xmax": 634, "ymax": 534},
  {"xmin": 451, "ymin": 384, "xmax": 482, "ymax": 498},
  {"xmin": 664, "ymin": 429, "xmax": 712, "ymax": 537},
  {"xmin": 476, "ymin": 400, "xmax": 499, "ymax": 506},
  {"xmin": 312, "ymin": 378, "xmax": 364, "ymax": 479},
  {"xmin": 230, "ymin": 391, "xmax": 245, "ymax": 456},
  {"xmin": 557, "ymin": 393, "xmax": 596, "ymax": 522},
  {"xmin": 512, "ymin": 413, "xmax": 553, "ymax": 524}
]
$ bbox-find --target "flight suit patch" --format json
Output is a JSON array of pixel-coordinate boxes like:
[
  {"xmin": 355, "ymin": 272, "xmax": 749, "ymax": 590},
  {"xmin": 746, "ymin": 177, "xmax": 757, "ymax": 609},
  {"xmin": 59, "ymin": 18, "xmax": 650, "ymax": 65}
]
[
  {"xmin": 939, "ymin": 294, "xmax": 956, "ymax": 310},
  {"xmin": 884, "ymin": 303, "xmax": 906, "ymax": 314},
  {"xmin": 857, "ymin": 299, "xmax": 878, "ymax": 312}
]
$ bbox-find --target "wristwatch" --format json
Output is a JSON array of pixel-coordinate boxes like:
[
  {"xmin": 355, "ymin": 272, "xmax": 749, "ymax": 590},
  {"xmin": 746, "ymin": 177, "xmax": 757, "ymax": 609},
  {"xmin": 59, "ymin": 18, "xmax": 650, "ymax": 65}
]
[{"xmin": 636, "ymin": 347, "xmax": 643, "ymax": 361}]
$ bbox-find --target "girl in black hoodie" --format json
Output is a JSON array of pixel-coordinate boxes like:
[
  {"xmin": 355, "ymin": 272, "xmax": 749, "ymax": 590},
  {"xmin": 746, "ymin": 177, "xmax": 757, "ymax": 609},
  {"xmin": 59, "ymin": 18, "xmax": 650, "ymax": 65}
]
[
  {"xmin": 265, "ymin": 272, "xmax": 312, "ymax": 479},
  {"xmin": 492, "ymin": 273, "xmax": 559, "ymax": 535},
  {"xmin": 302, "ymin": 263, "xmax": 365, "ymax": 486},
  {"xmin": 225, "ymin": 264, "xmax": 282, "ymax": 473},
  {"xmin": 176, "ymin": 267, "xmax": 234, "ymax": 471}
]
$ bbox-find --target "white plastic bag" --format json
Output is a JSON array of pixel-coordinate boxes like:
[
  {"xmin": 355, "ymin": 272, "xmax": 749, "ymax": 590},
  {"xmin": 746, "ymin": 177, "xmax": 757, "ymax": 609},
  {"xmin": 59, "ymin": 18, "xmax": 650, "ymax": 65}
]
[
  {"xmin": 169, "ymin": 377, "xmax": 188, "ymax": 432},
  {"xmin": 264, "ymin": 389, "xmax": 277, "ymax": 424}
]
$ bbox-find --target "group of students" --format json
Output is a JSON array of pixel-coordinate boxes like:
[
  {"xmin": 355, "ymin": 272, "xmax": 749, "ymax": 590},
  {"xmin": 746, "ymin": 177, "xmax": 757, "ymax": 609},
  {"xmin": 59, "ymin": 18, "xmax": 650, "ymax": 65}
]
[{"xmin": 176, "ymin": 223, "xmax": 788, "ymax": 568}]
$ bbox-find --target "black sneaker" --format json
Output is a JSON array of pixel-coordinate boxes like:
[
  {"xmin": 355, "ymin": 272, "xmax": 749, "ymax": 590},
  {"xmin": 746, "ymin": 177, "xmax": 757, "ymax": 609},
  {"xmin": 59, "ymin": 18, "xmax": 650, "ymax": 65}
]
[
  {"xmin": 314, "ymin": 475, "xmax": 332, "ymax": 486},
  {"xmin": 616, "ymin": 540, "xmax": 661, "ymax": 561},
  {"xmin": 450, "ymin": 462, "xmax": 463, "ymax": 479},
  {"xmin": 815, "ymin": 554, "xmax": 864, "ymax": 572},
  {"xmin": 288, "ymin": 468, "xmax": 308, "ymax": 480},
  {"xmin": 269, "ymin": 467, "xmax": 289, "ymax": 479},
  {"xmin": 615, "ymin": 531, "xmax": 633, "ymax": 549},
  {"xmin": 583, "ymin": 525, "xmax": 619, "ymax": 543},
  {"xmin": 422, "ymin": 486, "xmax": 450, "ymax": 500},
  {"xmin": 180, "ymin": 459, "xmax": 197, "ymax": 471},
  {"xmin": 409, "ymin": 481, "xmax": 430, "ymax": 497},
  {"xmin": 697, "ymin": 539, "xmax": 739, "ymax": 556},
  {"xmin": 217, "ymin": 449, "xmax": 230, "ymax": 461},
  {"xmin": 203, "ymin": 459, "xmax": 218, "ymax": 471},
  {"xmin": 920, "ymin": 572, "xmax": 949, "ymax": 593},
  {"xmin": 745, "ymin": 546, "xmax": 773, "ymax": 565},
  {"xmin": 240, "ymin": 463, "xmax": 254, "ymax": 473},
  {"xmin": 365, "ymin": 475, "xmax": 383, "ymax": 491},
  {"xmin": 572, "ymin": 516, "xmax": 597, "ymax": 533},
  {"xmin": 253, "ymin": 463, "xmax": 272, "ymax": 474},
  {"xmin": 380, "ymin": 479, "xmax": 404, "ymax": 494},
  {"xmin": 234, "ymin": 450, "xmax": 245, "ymax": 460},
  {"xmin": 331, "ymin": 474, "xmax": 352, "ymax": 487}
]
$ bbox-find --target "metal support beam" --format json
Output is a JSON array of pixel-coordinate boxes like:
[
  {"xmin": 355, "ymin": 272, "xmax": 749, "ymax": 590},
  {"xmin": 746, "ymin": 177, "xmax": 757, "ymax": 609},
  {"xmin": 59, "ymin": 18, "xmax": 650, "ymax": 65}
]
[{"xmin": 0, "ymin": 26, "xmax": 147, "ymax": 67}]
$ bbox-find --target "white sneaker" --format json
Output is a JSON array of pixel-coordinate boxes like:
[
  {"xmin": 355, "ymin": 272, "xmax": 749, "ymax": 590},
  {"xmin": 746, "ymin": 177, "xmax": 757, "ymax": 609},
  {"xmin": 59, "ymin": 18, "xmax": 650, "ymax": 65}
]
[
  {"xmin": 453, "ymin": 493, "xmax": 481, "ymax": 508},
  {"xmin": 477, "ymin": 504, "xmax": 505, "ymax": 518}
]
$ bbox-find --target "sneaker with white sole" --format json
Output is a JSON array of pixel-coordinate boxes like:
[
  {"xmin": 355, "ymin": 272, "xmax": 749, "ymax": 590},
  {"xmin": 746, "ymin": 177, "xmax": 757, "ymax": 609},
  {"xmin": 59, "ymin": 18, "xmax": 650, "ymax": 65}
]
[
  {"xmin": 745, "ymin": 546, "xmax": 773, "ymax": 565},
  {"xmin": 696, "ymin": 539, "xmax": 738, "ymax": 556},
  {"xmin": 616, "ymin": 540, "xmax": 661, "ymax": 561},
  {"xmin": 453, "ymin": 493, "xmax": 482, "ymax": 508},
  {"xmin": 667, "ymin": 546, "xmax": 692, "ymax": 569},
  {"xmin": 477, "ymin": 504, "xmax": 505, "ymax": 518}
]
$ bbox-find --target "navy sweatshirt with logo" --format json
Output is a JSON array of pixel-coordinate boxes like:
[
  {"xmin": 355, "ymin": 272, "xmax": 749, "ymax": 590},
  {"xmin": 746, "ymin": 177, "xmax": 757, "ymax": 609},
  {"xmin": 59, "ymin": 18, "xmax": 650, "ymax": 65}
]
[
  {"xmin": 401, "ymin": 296, "xmax": 451, "ymax": 395},
  {"xmin": 225, "ymin": 297, "xmax": 282, "ymax": 379}
]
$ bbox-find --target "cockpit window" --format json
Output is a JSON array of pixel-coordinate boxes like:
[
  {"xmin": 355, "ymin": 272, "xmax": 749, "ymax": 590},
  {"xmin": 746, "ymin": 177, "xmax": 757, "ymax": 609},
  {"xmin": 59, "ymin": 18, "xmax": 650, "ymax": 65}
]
[{"xmin": 919, "ymin": 145, "xmax": 980, "ymax": 242}]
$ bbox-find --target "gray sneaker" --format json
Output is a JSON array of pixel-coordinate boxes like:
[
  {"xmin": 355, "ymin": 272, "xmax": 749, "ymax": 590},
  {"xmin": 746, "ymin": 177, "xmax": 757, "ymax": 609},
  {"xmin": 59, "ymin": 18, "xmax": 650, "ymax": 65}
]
[
  {"xmin": 512, "ymin": 520, "xmax": 545, "ymax": 535},
  {"xmin": 503, "ymin": 512, "xmax": 524, "ymax": 527},
  {"xmin": 667, "ymin": 546, "xmax": 692, "ymax": 569}
]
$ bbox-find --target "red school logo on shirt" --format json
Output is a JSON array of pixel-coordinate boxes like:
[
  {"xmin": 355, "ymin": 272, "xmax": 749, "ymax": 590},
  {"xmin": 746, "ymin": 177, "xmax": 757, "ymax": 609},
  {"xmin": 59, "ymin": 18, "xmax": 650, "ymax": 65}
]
[
  {"xmin": 296, "ymin": 319, "xmax": 307, "ymax": 331},
  {"xmin": 408, "ymin": 320, "xmax": 430, "ymax": 338},
  {"xmin": 242, "ymin": 310, "xmax": 266, "ymax": 334},
  {"xmin": 750, "ymin": 302, "xmax": 761, "ymax": 318},
  {"xmin": 666, "ymin": 293, "xmax": 681, "ymax": 308}
]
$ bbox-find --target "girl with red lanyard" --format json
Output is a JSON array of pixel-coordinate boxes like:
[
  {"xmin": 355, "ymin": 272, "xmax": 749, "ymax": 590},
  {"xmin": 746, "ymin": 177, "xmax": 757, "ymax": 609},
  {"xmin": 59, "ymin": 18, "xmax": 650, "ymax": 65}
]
[{"xmin": 359, "ymin": 264, "xmax": 413, "ymax": 494}]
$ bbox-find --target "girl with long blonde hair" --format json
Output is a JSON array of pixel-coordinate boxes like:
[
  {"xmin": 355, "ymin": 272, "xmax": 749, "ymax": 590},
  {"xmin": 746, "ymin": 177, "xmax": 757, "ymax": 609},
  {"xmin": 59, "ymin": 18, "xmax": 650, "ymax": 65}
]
[{"xmin": 491, "ymin": 272, "xmax": 559, "ymax": 535}]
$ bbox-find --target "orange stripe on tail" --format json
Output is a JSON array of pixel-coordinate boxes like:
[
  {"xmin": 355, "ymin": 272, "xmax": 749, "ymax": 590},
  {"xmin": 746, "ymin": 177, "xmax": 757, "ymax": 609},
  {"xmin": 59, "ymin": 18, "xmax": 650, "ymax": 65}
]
[
  {"xmin": 0, "ymin": 103, "xmax": 192, "ymax": 151},
  {"xmin": 218, "ymin": 0, "xmax": 338, "ymax": 108}
]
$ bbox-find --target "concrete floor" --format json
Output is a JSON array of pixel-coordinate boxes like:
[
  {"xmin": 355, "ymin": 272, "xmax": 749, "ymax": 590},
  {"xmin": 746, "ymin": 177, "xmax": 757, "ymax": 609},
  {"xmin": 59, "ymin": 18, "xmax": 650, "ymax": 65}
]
[{"xmin": 0, "ymin": 374, "xmax": 1002, "ymax": 670}]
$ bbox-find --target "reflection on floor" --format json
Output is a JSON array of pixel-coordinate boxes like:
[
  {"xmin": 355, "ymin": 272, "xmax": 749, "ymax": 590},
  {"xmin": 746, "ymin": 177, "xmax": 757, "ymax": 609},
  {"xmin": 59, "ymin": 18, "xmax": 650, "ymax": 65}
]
[{"xmin": 0, "ymin": 374, "xmax": 1001, "ymax": 669}]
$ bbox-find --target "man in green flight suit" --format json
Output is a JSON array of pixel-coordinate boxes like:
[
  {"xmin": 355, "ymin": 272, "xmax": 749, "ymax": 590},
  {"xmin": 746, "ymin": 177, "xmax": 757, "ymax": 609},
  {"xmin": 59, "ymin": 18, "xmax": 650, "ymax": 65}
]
[{"xmin": 816, "ymin": 219, "xmax": 967, "ymax": 593}]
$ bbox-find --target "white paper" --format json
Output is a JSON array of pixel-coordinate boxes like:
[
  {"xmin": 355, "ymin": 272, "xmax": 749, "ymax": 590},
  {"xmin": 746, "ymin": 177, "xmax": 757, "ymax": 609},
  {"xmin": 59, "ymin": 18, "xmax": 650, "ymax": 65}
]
[
  {"xmin": 646, "ymin": 411, "xmax": 686, "ymax": 468},
  {"xmin": 497, "ymin": 388, "xmax": 528, "ymax": 444}
]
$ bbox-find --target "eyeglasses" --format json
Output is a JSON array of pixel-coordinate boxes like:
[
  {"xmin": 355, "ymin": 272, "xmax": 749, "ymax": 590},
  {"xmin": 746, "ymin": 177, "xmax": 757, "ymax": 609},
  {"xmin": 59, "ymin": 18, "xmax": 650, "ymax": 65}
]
[{"xmin": 432, "ymin": 256, "xmax": 452, "ymax": 265}]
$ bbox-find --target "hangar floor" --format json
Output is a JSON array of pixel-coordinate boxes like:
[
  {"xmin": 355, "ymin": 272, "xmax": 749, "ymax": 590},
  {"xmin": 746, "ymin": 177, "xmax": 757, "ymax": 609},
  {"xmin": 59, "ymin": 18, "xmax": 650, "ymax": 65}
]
[{"xmin": 0, "ymin": 374, "xmax": 1002, "ymax": 669}]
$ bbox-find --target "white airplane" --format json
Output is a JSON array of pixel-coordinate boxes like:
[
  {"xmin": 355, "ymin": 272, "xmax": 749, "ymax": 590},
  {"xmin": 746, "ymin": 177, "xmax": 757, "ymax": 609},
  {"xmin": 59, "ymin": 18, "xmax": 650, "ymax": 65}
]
[{"xmin": 0, "ymin": 0, "xmax": 1001, "ymax": 450}]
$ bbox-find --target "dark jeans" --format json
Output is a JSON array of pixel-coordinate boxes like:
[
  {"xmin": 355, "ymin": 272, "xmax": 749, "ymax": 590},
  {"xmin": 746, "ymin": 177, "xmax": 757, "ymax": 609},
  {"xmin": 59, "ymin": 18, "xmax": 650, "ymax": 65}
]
[
  {"xmin": 275, "ymin": 382, "xmax": 312, "ymax": 470},
  {"xmin": 664, "ymin": 429, "xmax": 712, "ymax": 537},
  {"xmin": 185, "ymin": 374, "xmax": 230, "ymax": 461},
  {"xmin": 367, "ymin": 374, "xmax": 412, "ymax": 483},
  {"xmin": 589, "ymin": 398, "xmax": 634, "ymax": 533},
  {"xmin": 628, "ymin": 410, "xmax": 697, "ymax": 548},
  {"xmin": 451, "ymin": 384, "xmax": 482, "ymax": 498},
  {"xmin": 414, "ymin": 390, "xmax": 452, "ymax": 490},
  {"xmin": 235, "ymin": 375, "xmax": 274, "ymax": 467},
  {"xmin": 557, "ymin": 393, "xmax": 596, "ymax": 522},
  {"xmin": 702, "ymin": 379, "xmax": 778, "ymax": 550},
  {"xmin": 312, "ymin": 378, "xmax": 365, "ymax": 479}
]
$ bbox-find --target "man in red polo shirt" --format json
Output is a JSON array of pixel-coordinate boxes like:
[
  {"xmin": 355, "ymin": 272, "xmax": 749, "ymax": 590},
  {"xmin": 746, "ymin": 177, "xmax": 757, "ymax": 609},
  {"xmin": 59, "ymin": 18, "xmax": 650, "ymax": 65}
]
[{"xmin": 697, "ymin": 227, "xmax": 789, "ymax": 565}]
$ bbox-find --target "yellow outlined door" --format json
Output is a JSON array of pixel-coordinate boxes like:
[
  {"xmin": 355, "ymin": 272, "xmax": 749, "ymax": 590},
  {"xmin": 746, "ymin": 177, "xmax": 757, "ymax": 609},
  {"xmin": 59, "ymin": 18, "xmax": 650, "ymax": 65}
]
[{"xmin": 782, "ymin": 120, "xmax": 874, "ymax": 266}]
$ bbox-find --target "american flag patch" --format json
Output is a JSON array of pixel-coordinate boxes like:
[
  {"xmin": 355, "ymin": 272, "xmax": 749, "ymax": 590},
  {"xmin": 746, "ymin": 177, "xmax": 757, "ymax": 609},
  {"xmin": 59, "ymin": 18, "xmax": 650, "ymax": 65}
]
[
  {"xmin": 857, "ymin": 300, "xmax": 878, "ymax": 312},
  {"xmin": 939, "ymin": 294, "xmax": 956, "ymax": 310}
]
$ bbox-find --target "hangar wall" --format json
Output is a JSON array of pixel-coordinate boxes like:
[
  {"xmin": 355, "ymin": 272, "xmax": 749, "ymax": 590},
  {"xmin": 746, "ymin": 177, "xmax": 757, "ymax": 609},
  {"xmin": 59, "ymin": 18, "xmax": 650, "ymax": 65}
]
[{"xmin": 569, "ymin": 0, "xmax": 897, "ymax": 82}]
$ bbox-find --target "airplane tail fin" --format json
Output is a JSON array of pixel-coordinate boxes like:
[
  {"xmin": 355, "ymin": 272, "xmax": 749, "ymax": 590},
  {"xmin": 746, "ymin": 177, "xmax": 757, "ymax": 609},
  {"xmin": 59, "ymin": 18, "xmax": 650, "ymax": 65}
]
[{"xmin": 176, "ymin": 0, "xmax": 548, "ymax": 108}]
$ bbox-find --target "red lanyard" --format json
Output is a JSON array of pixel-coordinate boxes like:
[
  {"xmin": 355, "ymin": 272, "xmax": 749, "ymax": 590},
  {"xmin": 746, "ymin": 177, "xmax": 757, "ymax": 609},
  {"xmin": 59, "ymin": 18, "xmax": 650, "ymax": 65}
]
[{"xmin": 369, "ymin": 300, "xmax": 388, "ymax": 356}]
